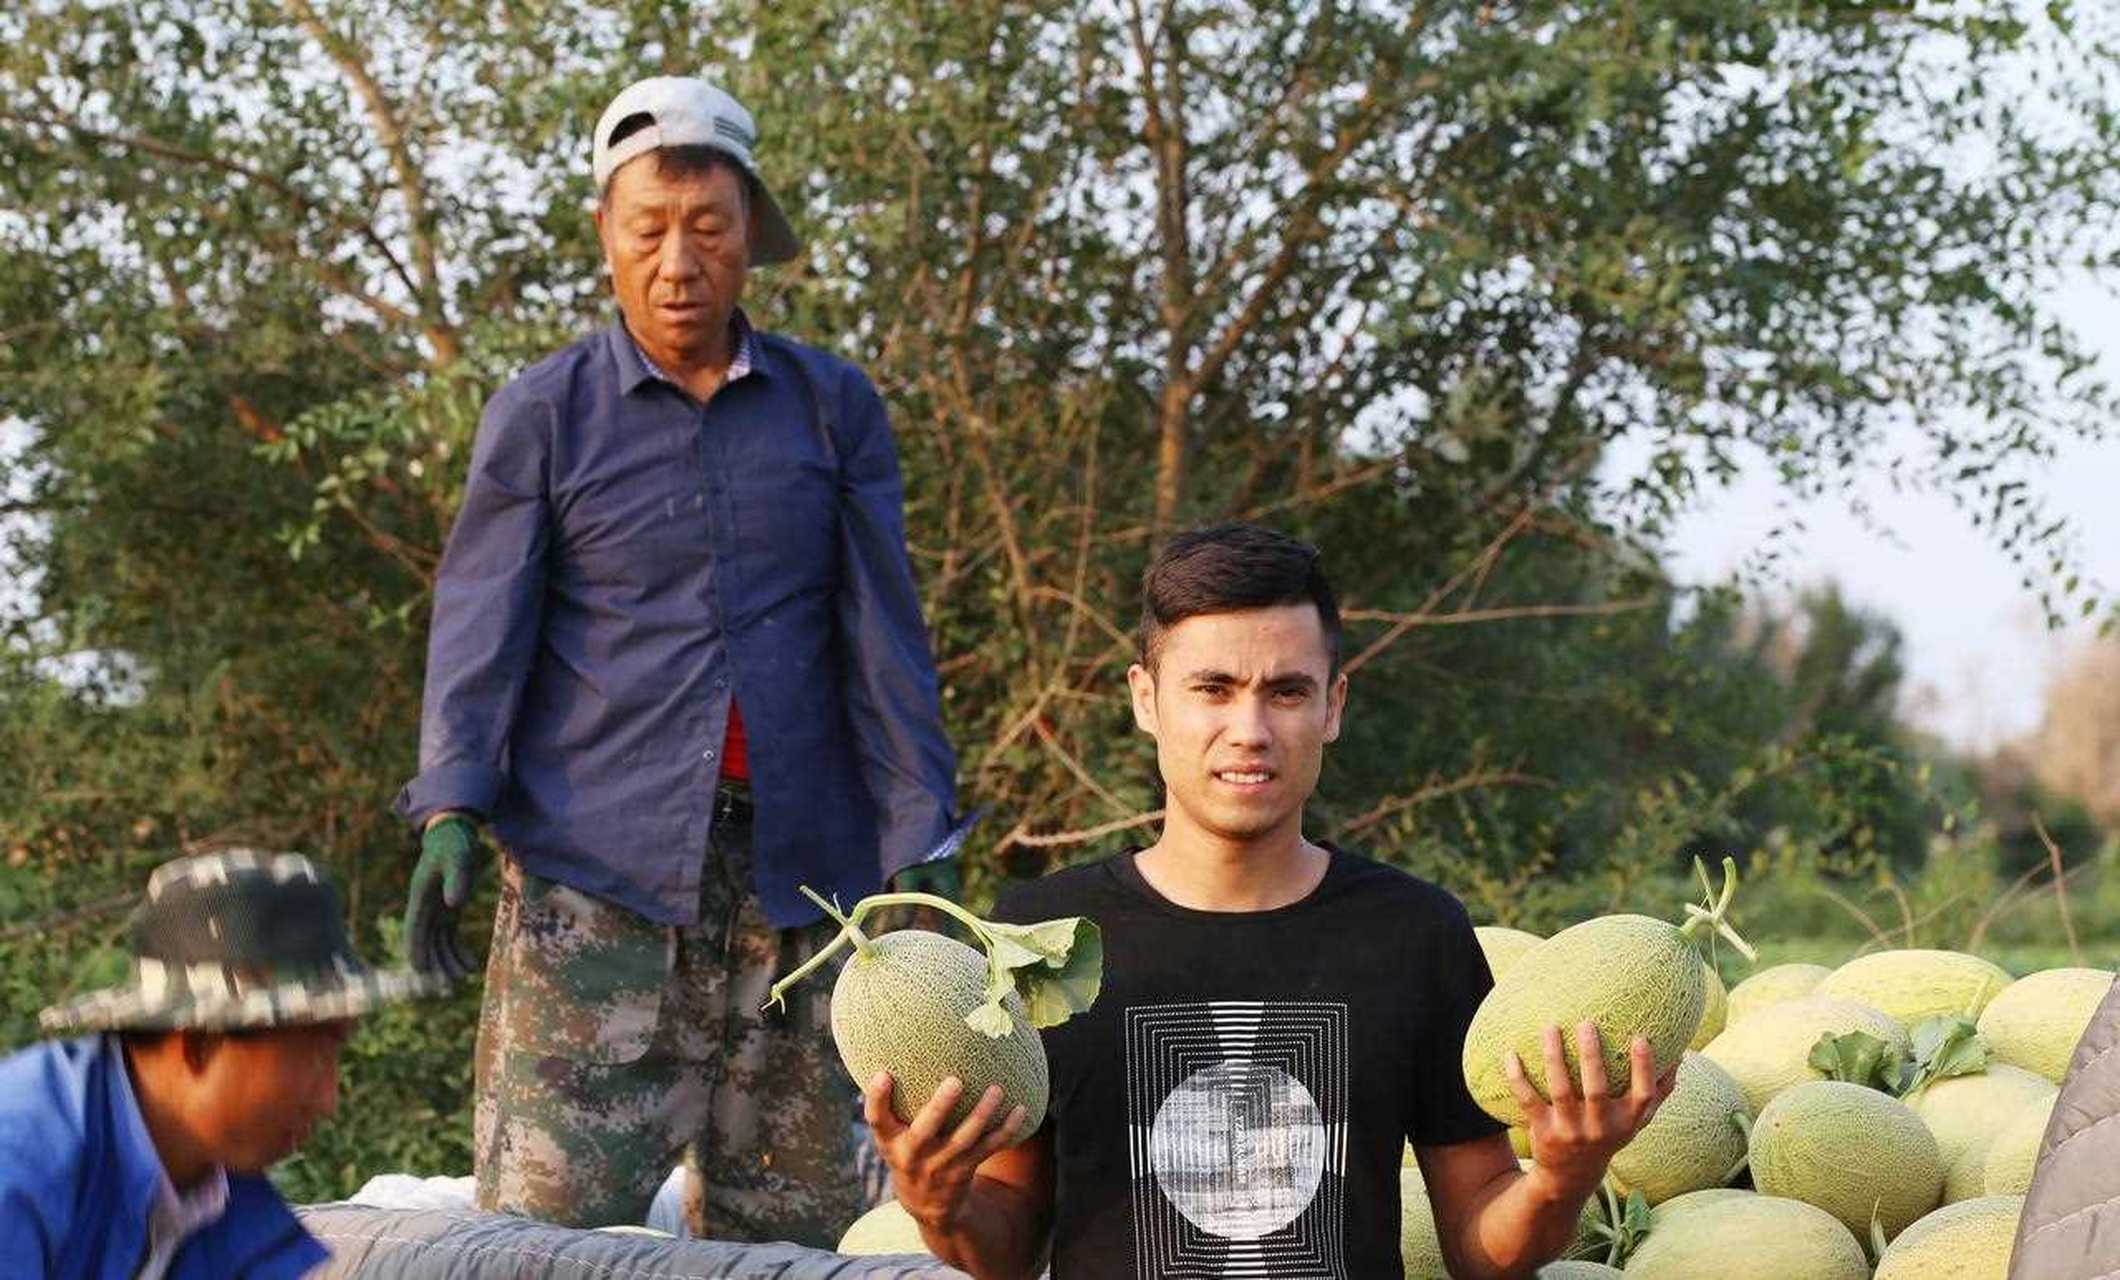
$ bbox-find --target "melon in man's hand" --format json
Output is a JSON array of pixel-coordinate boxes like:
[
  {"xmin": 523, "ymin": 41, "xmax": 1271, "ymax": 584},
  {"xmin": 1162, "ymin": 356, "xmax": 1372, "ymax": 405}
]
[
  {"xmin": 766, "ymin": 883, "xmax": 1102, "ymax": 1142},
  {"xmin": 1462, "ymin": 857, "xmax": 1754, "ymax": 1126}
]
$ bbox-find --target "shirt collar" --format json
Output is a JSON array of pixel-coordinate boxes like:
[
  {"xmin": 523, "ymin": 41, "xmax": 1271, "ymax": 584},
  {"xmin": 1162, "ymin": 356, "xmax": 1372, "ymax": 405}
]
[
  {"xmin": 612, "ymin": 308, "xmax": 760, "ymax": 397},
  {"xmin": 142, "ymin": 1163, "xmax": 231, "ymax": 1280}
]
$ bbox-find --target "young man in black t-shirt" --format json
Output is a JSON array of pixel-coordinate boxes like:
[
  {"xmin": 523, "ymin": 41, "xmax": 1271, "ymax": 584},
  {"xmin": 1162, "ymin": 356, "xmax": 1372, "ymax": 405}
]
[{"xmin": 862, "ymin": 524, "xmax": 1676, "ymax": 1279}]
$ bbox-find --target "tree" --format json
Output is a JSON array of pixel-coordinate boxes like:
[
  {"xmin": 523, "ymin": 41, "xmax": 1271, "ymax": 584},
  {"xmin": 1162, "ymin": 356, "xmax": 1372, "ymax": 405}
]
[{"xmin": 3, "ymin": 0, "xmax": 2118, "ymax": 1191}]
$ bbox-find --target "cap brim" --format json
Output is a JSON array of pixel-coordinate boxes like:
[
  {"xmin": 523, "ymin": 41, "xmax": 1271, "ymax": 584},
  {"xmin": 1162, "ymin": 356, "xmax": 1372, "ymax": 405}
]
[
  {"xmin": 38, "ymin": 966, "xmax": 456, "ymax": 1036},
  {"xmin": 748, "ymin": 183, "xmax": 802, "ymax": 267}
]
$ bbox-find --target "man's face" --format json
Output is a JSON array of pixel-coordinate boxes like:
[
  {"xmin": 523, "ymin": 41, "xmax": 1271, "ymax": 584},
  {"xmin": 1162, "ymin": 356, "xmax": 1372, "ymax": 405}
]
[
  {"xmin": 594, "ymin": 155, "xmax": 751, "ymax": 367},
  {"xmin": 190, "ymin": 1020, "xmax": 353, "ymax": 1173},
  {"xmin": 1128, "ymin": 604, "xmax": 1346, "ymax": 846}
]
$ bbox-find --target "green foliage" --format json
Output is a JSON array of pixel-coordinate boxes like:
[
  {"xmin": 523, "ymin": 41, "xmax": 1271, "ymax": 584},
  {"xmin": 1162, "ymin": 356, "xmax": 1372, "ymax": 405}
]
[{"xmin": 3, "ymin": 0, "xmax": 2118, "ymax": 1198}]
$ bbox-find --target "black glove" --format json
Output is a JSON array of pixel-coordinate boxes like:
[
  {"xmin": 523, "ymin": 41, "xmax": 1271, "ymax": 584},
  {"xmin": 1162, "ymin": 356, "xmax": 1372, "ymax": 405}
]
[{"xmin": 405, "ymin": 813, "xmax": 485, "ymax": 981}]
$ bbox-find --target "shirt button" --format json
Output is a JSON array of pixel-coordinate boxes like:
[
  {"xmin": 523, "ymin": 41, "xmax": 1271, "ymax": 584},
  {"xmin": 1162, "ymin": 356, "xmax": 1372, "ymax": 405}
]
[
  {"xmin": 714, "ymin": 677, "xmax": 728, "ymax": 690},
  {"xmin": 703, "ymin": 748, "xmax": 717, "ymax": 761}
]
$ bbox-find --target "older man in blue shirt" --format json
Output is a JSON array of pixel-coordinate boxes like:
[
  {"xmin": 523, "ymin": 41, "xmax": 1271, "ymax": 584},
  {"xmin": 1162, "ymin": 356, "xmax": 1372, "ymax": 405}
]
[{"xmin": 393, "ymin": 77, "xmax": 958, "ymax": 1243}]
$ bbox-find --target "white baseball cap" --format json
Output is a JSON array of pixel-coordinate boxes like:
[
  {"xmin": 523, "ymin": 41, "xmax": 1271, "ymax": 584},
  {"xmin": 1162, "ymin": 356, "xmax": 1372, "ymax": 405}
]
[{"xmin": 592, "ymin": 77, "xmax": 801, "ymax": 266}]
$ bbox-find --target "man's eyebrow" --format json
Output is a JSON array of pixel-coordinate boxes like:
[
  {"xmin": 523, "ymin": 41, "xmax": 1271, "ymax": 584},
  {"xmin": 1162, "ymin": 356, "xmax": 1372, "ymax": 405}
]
[{"xmin": 1177, "ymin": 668, "xmax": 1319, "ymax": 689}]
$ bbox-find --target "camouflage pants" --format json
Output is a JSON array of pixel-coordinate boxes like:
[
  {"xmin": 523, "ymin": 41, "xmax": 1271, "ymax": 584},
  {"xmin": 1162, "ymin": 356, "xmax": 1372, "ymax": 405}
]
[{"xmin": 471, "ymin": 809, "xmax": 863, "ymax": 1244}]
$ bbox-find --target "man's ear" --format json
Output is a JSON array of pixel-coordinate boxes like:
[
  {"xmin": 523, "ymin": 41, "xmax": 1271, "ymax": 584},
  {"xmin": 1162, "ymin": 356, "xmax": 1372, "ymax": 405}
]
[
  {"xmin": 1127, "ymin": 662, "xmax": 1159, "ymax": 737},
  {"xmin": 177, "ymin": 1028, "xmax": 224, "ymax": 1076},
  {"xmin": 1323, "ymin": 670, "xmax": 1348, "ymax": 744}
]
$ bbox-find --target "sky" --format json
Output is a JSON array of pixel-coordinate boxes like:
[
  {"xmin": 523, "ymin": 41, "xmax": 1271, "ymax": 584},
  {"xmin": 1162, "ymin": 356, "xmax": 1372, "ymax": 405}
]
[{"xmin": 1622, "ymin": 272, "xmax": 2120, "ymax": 755}]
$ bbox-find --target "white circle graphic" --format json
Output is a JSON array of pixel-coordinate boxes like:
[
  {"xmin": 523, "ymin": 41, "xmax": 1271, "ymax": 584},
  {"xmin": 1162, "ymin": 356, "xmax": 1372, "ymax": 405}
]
[{"xmin": 1148, "ymin": 1059, "xmax": 1325, "ymax": 1240}]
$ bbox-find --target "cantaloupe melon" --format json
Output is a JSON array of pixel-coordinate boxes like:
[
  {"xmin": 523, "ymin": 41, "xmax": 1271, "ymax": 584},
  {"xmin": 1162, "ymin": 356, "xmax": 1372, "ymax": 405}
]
[
  {"xmin": 1747, "ymin": 1079, "xmax": 1942, "ymax": 1240},
  {"xmin": 1622, "ymin": 1193, "xmax": 1868, "ymax": 1280},
  {"xmin": 829, "ymin": 930, "xmax": 1050, "ymax": 1136},
  {"xmin": 1477, "ymin": 925, "xmax": 1546, "ymax": 981},
  {"xmin": 1815, "ymin": 949, "xmax": 2012, "ymax": 1028},
  {"xmin": 1975, "ymin": 966, "xmax": 2115, "ymax": 1082},
  {"xmin": 1873, "ymin": 1194, "xmax": 2025, "ymax": 1280},
  {"xmin": 1909, "ymin": 1063, "xmax": 2057, "ymax": 1203},
  {"xmin": 1725, "ymin": 962, "xmax": 1831, "ymax": 1025},
  {"xmin": 1687, "ymin": 963, "xmax": 1728, "ymax": 1051},
  {"xmin": 1536, "ymin": 1263, "xmax": 1621, "ymax": 1279},
  {"xmin": 1646, "ymin": 1186, "xmax": 1754, "ymax": 1229},
  {"xmin": 1982, "ymin": 1095, "xmax": 2055, "ymax": 1196},
  {"xmin": 1400, "ymin": 1165, "xmax": 1447, "ymax": 1278},
  {"xmin": 1462, "ymin": 860, "xmax": 1751, "ymax": 1127},
  {"xmin": 1605, "ymin": 1052, "xmax": 1749, "ymax": 1205},
  {"xmin": 837, "ymin": 1199, "xmax": 931, "ymax": 1255},
  {"xmin": 1700, "ymin": 994, "xmax": 1909, "ymax": 1112}
]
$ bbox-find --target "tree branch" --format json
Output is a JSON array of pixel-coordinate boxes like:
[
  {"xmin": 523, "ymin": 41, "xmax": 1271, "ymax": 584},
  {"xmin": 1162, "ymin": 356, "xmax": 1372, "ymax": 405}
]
[
  {"xmin": 1003, "ymin": 808, "xmax": 1166, "ymax": 850},
  {"xmin": 1335, "ymin": 766, "xmax": 1550, "ymax": 840},
  {"xmin": 1341, "ymin": 597, "xmax": 1658, "ymax": 629},
  {"xmin": 283, "ymin": 0, "xmax": 456, "ymax": 364},
  {"xmin": 2, "ymin": 109, "xmax": 425, "ymax": 311}
]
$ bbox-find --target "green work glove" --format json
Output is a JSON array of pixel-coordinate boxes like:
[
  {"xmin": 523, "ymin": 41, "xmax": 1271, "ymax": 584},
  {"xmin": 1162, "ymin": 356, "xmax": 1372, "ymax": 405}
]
[{"xmin": 405, "ymin": 813, "xmax": 485, "ymax": 981}]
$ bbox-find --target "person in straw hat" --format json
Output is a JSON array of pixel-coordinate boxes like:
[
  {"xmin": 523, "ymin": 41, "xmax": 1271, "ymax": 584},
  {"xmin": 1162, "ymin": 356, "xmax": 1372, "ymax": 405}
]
[
  {"xmin": 392, "ymin": 76, "xmax": 958, "ymax": 1241},
  {"xmin": 0, "ymin": 848, "xmax": 449, "ymax": 1279}
]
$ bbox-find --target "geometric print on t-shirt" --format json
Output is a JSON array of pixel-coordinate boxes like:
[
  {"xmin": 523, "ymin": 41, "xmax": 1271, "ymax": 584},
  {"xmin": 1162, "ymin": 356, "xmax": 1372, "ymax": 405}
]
[{"xmin": 1125, "ymin": 1001, "xmax": 1350, "ymax": 1278}]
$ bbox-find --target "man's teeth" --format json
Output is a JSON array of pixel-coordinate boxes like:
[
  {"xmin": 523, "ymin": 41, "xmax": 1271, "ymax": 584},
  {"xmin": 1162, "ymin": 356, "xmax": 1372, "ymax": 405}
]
[{"xmin": 1219, "ymin": 770, "xmax": 1271, "ymax": 783}]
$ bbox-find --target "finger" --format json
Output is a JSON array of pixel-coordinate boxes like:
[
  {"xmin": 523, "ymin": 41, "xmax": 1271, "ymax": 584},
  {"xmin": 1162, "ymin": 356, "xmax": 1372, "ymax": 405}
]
[
  {"xmin": 444, "ymin": 927, "xmax": 477, "ymax": 983},
  {"xmin": 1501, "ymin": 1049, "xmax": 1547, "ymax": 1117},
  {"xmin": 969, "ymin": 1105, "xmax": 1030, "ymax": 1165},
  {"xmin": 442, "ymin": 858, "xmax": 471, "ymax": 910},
  {"xmin": 405, "ymin": 894, "xmax": 436, "ymax": 974},
  {"xmin": 941, "ymin": 1084, "xmax": 1007, "ymax": 1159},
  {"xmin": 1540, "ymin": 1025, "xmax": 1575, "ymax": 1105},
  {"xmin": 1575, "ymin": 1021, "xmax": 1610, "ymax": 1100},
  {"xmin": 905, "ymin": 1076, "xmax": 967, "ymax": 1148},
  {"xmin": 862, "ymin": 1072, "xmax": 906, "ymax": 1139},
  {"xmin": 1627, "ymin": 1035, "xmax": 1658, "ymax": 1103}
]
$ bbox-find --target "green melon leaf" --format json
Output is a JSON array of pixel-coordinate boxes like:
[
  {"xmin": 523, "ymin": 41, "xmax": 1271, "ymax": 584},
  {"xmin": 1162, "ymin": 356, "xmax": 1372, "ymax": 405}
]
[
  {"xmin": 992, "ymin": 918, "xmax": 1103, "ymax": 1028},
  {"xmin": 964, "ymin": 999, "xmax": 1016, "ymax": 1038},
  {"xmin": 1808, "ymin": 1030, "xmax": 1906, "ymax": 1093},
  {"xmin": 1896, "ymin": 1015, "xmax": 1988, "ymax": 1098}
]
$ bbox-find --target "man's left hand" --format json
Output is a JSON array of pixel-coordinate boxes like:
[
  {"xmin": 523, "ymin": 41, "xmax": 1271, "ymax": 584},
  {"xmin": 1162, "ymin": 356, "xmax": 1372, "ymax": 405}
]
[{"xmin": 1504, "ymin": 1021, "xmax": 1677, "ymax": 1196}]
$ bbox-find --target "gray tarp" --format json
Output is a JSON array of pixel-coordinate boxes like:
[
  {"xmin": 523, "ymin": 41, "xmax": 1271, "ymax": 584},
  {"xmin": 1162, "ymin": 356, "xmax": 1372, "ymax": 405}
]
[
  {"xmin": 297, "ymin": 1204, "xmax": 971, "ymax": 1280},
  {"xmin": 2008, "ymin": 971, "xmax": 2120, "ymax": 1279}
]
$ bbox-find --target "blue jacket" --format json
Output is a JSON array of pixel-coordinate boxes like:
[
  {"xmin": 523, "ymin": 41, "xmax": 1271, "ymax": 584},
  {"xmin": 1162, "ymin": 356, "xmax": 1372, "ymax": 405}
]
[
  {"xmin": 0, "ymin": 1035, "xmax": 328, "ymax": 1280},
  {"xmin": 396, "ymin": 321, "xmax": 958, "ymax": 927}
]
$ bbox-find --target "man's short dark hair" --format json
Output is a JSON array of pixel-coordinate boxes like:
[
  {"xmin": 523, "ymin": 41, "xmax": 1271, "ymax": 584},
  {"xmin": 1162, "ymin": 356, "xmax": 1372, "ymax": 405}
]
[{"xmin": 1137, "ymin": 523, "xmax": 1341, "ymax": 673}]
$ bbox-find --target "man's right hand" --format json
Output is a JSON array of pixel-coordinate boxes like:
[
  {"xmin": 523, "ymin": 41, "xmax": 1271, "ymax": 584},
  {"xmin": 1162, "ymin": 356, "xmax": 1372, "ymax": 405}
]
[
  {"xmin": 863, "ymin": 1072, "xmax": 1026, "ymax": 1240},
  {"xmin": 405, "ymin": 813, "xmax": 485, "ymax": 981}
]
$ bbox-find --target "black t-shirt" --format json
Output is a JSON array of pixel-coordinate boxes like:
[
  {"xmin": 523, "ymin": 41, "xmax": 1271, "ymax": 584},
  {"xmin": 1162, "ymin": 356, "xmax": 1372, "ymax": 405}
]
[{"xmin": 989, "ymin": 844, "xmax": 1503, "ymax": 1279}]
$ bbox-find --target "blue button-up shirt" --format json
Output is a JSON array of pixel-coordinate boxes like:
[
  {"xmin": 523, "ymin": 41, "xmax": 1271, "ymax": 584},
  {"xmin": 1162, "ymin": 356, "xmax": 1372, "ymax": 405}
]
[
  {"xmin": 395, "ymin": 318, "xmax": 957, "ymax": 927},
  {"xmin": 0, "ymin": 1035, "xmax": 327, "ymax": 1280}
]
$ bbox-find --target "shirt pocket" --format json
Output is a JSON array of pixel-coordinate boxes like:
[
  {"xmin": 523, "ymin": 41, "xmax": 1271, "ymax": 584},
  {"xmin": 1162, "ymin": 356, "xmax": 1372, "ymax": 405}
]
[
  {"xmin": 733, "ymin": 454, "xmax": 838, "ymax": 574},
  {"xmin": 496, "ymin": 861, "xmax": 673, "ymax": 1064}
]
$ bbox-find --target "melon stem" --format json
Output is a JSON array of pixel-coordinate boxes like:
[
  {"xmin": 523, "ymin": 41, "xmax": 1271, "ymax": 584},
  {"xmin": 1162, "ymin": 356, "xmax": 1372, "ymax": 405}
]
[
  {"xmin": 845, "ymin": 891, "xmax": 998, "ymax": 948},
  {"xmin": 760, "ymin": 888, "xmax": 871, "ymax": 1014},
  {"xmin": 1675, "ymin": 855, "xmax": 1757, "ymax": 963}
]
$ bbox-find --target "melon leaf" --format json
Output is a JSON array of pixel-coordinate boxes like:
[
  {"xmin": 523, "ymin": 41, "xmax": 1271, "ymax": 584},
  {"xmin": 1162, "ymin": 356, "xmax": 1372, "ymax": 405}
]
[
  {"xmin": 769, "ymin": 884, "xmax": 1104, "ymax": 1038},
  {"xmin": 1012, "ymin": 924, "xmax": 1103, "ymax": 1026},
  {"xmin": 964, "ymin": 999, "xmax": 1016, "ymax": 1038},
  {"xmin": 1808, "ymin": 1030, "xmax": 1907, "ymax": 1093},
  {"xmin": 1584, "ymin": 1183, "xmax": 1652, "ymax": 1266},
  {"xmin": 1894, "ymin": 1015, "xmax": 1987, "ymax": 1099}
]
